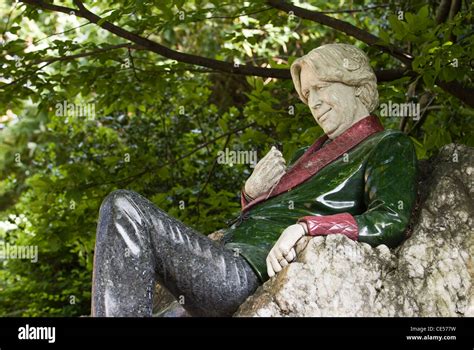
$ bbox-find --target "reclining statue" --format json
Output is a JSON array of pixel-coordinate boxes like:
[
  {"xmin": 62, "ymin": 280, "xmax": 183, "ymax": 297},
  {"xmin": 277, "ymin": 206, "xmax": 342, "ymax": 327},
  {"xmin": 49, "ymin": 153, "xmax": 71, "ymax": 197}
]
[{"xmin": 91, "ymin": 43, "xmax": 417, "ymax": 317}]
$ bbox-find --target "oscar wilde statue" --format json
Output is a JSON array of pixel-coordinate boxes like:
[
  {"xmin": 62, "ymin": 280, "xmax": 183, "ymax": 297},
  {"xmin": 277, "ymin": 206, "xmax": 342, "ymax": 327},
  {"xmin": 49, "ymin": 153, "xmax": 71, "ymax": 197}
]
[{"xmin": 92, "ymin": 44, "xmax": 417, "ymax": 317}]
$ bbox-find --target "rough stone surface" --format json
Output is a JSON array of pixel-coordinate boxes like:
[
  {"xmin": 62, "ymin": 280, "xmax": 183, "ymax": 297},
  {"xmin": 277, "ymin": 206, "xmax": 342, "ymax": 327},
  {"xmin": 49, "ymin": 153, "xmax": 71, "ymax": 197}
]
[{"xmin": 236, "ymin": 144, "xmax": 473, "ymax": 317}]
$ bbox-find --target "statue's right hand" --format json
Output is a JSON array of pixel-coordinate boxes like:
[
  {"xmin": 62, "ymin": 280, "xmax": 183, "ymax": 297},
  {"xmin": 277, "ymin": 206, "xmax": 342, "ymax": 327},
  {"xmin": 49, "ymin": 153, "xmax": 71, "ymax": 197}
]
[{"xmin": 244, "ymin": 146, "xmax": 286, "ymax": 199}]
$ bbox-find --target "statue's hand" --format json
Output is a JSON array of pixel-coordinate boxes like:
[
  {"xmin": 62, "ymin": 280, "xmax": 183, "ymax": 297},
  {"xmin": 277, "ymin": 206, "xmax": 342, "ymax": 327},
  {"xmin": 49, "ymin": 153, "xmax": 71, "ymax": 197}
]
[
  {"xmin": 266, "ymin": 223, "xmax": 307, "ymax": 278},
  {"xmin": 244, "ymin": 146, "xmax": 286, "ymax": 199}
]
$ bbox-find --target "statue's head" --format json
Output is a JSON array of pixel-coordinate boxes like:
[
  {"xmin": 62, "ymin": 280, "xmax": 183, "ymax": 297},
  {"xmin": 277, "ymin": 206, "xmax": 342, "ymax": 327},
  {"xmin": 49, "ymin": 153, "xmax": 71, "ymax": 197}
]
[{"xmin": 290, "ymin": 43, "xmax": 379, "ymax": 139}]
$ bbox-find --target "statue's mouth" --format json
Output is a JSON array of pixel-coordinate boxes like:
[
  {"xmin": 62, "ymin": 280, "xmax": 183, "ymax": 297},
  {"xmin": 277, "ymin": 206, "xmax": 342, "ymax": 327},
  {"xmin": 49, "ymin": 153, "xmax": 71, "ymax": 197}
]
[{"xmin": 317, "ymin": 108, "xmax": 331, "ymax": 123}]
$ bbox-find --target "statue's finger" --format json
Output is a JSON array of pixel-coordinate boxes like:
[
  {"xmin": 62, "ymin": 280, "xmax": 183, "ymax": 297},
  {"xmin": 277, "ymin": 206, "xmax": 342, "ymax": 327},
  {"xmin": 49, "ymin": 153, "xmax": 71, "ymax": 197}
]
[
  {"xmin": 269, "ymin": 253, "xmax": 282, "ymax": 273},
  {"xmin": 274, "ymin": 150, "xmax": 284, "ymax": 158},
  {"xmin": 285, "ymin": 248, "xmax": 296, "ymax": 262},
  {"xmin": 295, "ymin": 236, "xmax": 311, "ymax": 255},
  {"xmin": 271, "ymin": 246, "xmax": 284, "ymax": 262},
  {"xmin": 266, "ymin": 258, "xmax": 275, "ymax": 278},
  {"xmin": 274, "ymin": 164, "xmax": 287, "ymax": 175},
  {"xmin": 260, "ymin": 150, "xmax": 272, "ymax": 162},
  {"xmin": 280, "ymin": 242, "xmax": 291, "ymax": 257}
]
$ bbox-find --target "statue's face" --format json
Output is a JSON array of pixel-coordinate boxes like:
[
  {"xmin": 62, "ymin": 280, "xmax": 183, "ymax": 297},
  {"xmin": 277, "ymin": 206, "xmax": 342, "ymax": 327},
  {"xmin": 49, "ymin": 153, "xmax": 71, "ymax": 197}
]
[{"xmin": 299, "ymin": 63, "xmax": 364, "ymax": 139}]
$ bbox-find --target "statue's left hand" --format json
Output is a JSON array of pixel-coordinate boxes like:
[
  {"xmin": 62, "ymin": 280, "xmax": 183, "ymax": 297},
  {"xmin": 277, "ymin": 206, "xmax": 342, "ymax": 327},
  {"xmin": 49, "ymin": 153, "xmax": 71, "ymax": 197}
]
[{"xmin": 266, "ymin": 223, "xmax": 307, "ymax": 277}]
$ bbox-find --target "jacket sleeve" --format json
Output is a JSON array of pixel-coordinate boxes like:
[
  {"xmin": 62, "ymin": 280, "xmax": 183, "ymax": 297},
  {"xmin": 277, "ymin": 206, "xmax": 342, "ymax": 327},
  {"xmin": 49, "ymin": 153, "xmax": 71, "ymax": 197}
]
[{"xmin": 298, "ymin": 133, "xmax": 417, "ymax": 248}]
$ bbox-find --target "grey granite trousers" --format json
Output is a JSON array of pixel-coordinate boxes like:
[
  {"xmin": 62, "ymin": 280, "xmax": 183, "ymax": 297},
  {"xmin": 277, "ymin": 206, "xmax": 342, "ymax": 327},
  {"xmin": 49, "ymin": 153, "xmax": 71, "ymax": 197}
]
[{"xmin": 92, "ymin": 190, "xmax": 259, "ymax": 317}]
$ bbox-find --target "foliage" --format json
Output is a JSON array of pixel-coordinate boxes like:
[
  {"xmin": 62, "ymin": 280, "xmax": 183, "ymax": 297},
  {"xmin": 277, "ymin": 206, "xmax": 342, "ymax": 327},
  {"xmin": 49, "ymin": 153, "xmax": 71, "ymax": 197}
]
[{"xmin": 0, "ymin": 0, "xmax": 472, "ymax": 316}]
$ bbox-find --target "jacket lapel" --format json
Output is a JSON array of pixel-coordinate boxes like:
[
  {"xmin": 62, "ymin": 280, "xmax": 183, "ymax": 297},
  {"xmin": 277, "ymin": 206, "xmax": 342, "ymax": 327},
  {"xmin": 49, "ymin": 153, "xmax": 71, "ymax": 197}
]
[{"xmin": 242, "ymin": 115, "xmax": 384, "ymax": 213}]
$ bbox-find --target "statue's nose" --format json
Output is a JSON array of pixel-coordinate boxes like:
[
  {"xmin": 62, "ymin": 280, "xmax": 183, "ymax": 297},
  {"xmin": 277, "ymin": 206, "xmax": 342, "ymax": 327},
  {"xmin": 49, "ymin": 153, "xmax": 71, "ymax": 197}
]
[
  {"xmin": 308, "ymin": 91, "xmax": 322, "ymax": 109},
  {"xmin": 311, "ymin": 100, "xmax": 322, "ymax": 110}
]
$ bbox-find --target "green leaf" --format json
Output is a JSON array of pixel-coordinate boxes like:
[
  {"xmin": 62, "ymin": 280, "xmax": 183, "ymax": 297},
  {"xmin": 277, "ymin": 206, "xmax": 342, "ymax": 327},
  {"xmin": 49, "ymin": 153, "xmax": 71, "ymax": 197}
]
[
  {"xmin": 388, "ymin": 15, "xmax": 405, "ymax": 36},
  {"xmin": 417, "ymin": 5, "xmax": 429, "ymax": 19}
]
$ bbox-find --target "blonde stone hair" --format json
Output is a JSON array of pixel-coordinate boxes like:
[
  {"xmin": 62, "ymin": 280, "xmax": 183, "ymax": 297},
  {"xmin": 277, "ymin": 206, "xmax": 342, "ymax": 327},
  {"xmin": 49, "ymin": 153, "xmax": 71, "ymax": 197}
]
[{"xmin": 290, "ymin": 43, "xmax": 379, "ymax": 112}]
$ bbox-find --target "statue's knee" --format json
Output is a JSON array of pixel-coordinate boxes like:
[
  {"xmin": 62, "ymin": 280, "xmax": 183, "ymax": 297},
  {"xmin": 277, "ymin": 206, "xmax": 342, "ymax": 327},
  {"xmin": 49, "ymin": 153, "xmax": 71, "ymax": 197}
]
[
  {"xmin": 100, "ymin": 189, "xmax": 140, "ymax": 216},
  {"xmin": 105, "ymin": 189, "xmax": 135, "ymax": 201},
  {"xmin": 96, "ymin": 190, "xmax": 147, "ymax": 256}
]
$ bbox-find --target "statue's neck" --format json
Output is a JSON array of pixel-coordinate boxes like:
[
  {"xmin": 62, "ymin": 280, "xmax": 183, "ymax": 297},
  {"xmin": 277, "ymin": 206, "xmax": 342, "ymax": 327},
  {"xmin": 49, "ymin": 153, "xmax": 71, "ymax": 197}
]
[
  {"xmin": 327, "ymin": 101, "xmax": 370, "ymax": 140},
  {"xmin": 351, "ymin": 101, "xmax": 370, "ymax": 128}
]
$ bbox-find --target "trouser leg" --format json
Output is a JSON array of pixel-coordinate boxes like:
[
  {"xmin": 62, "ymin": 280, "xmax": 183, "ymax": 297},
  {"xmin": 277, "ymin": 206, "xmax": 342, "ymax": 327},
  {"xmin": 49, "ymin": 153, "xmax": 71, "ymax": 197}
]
[{"xmin": 92, "ymin": 190, "xmax": 259, "ymax": 317}]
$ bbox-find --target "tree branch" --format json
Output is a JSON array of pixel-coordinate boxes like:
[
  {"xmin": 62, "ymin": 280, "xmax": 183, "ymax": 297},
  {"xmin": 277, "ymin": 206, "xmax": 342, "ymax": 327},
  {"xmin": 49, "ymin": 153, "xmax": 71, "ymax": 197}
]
[
  {"xmin": 0, "ymin": 61, "xmax": 52, "ymax": 89},
  {"xmin": 1, "ymin": 43, "xmax": 142, "ymax": 89},
  {"xmin": 16, "ymin": 0, "xmax": 404, "ymax": 82},
  {"xmin": 127, "ymin": 46, "xmax": 141, "ymax": 82},
  {"xmin": 199, "ymin": 6, "xmax": 273, "ymax": 20},
  {"xmin": 80, "ymin": 122, "xmax": 257, "ymax": 190},
  {"xmin": 449, "ymin": 0, "xmax": 462, "ymax": 20},
  {"xmin": 407, "ymin": 94, "xmax": 437, "ymax": 136},
  {"xmin": 2, "ymin": 1, "xmax": 19, "ymax": 36},
  {"xmin": 195, "ymin": 133, "xmax": 232, "ymax": 220},
  {"xmin": 436, "ymin": 0, "xmax": 452, "ymax": 24},
  {"xmin": 39, "ymin": 43, "xmax": 141, "ymax": 64},
  {"xmin": 377, "ymin": 69, "xmax": 415, "ymax": 82},
  {"xmin": 437, "ymin": 80, "xmax": 473, "ymax": 105},
  {"xmin": 448, "ymin": 0, "xmax": 462, "ymax": 41},
  {"xmin": 20, "ymin": 0, "xmax": 290, "ymax": 79},
  {"xmin": 317, "ymin": 4, "xmax": 390, "ymax": 14},
  {"xmin": 18, "ymin": 0, "xmax": 408, "ymax": 83},
  {"xmin": 266, "ymin": 0, "xmax": 413, "ymax": 66},
  {"xmin": 266, "ymin": 0, "xmax": 474, "ymax": 107},
  {"xmin": 18, "ymin": 0, "xmax": 474, "ymax": 106}
]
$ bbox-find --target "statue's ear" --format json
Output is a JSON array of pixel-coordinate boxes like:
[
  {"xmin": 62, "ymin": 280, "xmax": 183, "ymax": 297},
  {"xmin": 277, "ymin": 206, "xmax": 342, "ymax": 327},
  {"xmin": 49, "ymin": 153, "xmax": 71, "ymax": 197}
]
[
  {"xmin": 355, "ymin": 86, "xmax": 362, "ymax": 97},
  {"xmin": 290, "ymin": 61, "xmax": 306, "ymax": 103}
]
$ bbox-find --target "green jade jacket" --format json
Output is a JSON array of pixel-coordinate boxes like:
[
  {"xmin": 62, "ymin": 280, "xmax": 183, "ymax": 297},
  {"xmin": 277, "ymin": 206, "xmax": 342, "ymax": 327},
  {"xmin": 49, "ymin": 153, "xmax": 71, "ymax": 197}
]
[{"xmin": 223, "ymin": 115, "xmax": 417, "ymax": 282}]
